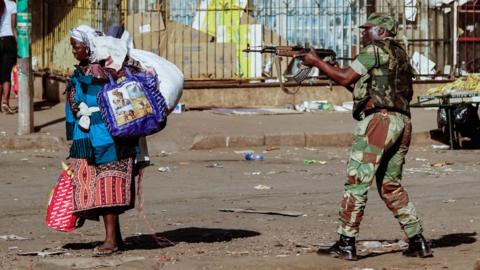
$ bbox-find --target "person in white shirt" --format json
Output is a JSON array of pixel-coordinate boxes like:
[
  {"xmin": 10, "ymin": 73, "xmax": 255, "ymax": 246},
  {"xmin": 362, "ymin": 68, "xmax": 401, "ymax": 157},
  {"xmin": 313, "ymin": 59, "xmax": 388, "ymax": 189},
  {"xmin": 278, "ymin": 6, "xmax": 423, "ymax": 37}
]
[{"xmin": 0, "ymin": 0, "xmax": 17, "ymax": 114}]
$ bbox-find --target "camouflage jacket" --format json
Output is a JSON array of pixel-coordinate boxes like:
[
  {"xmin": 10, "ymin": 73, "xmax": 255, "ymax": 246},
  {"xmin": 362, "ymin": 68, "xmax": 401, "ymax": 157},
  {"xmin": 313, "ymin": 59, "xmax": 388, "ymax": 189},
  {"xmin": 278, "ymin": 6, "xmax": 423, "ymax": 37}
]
[{"xmin": 349, "ymin": 38, "xmax": 414, "ymax": 120}]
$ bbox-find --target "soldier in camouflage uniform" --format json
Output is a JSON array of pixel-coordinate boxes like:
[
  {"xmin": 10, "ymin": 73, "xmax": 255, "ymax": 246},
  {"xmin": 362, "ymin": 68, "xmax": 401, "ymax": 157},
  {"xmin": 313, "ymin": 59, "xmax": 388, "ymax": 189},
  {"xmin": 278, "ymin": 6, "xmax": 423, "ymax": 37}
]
[{"xmin": 299, "ymin": 14, "xmax": 433, "ymax": 261}]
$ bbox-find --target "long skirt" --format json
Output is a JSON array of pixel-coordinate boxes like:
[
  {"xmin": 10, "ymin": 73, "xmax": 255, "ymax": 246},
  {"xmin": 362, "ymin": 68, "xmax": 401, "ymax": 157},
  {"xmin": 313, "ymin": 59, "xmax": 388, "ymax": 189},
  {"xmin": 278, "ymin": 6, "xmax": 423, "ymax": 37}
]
[{"xmin": 69, "ymin": 158, "xmax": 135, "ymax": 220}]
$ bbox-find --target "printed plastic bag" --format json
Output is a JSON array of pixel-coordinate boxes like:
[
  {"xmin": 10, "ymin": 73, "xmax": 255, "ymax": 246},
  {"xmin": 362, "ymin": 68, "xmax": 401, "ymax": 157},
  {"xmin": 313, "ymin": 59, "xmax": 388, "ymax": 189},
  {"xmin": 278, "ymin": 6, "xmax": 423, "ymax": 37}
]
[
  {"xmin": 97, "ymin": 68, "xmax": 167, "ymax": 137},
  {"xmin": 129, "ymin": 49, "xmax": 184, "ymax": 112},
  {"xmin": 46, "ymin": 164, "xmax": 83, "ymax": 232}
]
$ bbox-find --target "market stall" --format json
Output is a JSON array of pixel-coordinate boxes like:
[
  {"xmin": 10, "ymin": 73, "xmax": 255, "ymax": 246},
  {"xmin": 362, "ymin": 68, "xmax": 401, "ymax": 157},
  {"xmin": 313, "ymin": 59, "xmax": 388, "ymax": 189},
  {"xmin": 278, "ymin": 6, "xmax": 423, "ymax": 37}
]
[{"xmin": 412, "ymin": 74, "xmax": 480, "ymax": 149}]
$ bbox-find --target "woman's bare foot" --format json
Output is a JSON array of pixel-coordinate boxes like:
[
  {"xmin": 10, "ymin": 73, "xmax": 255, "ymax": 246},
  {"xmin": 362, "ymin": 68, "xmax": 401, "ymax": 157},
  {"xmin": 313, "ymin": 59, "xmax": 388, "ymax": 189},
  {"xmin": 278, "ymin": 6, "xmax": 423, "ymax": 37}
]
[{"xmin": 93, "ymin": 242, "xmax": 119, "ymax": 257}]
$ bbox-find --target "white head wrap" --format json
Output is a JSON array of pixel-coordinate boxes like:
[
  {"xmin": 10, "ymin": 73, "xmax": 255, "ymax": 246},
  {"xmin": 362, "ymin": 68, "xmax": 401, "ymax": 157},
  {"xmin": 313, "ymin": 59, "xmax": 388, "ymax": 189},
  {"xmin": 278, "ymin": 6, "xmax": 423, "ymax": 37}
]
[
  {"xmin": 70, "ymin": 25, "xmax": 127, "ymax": 71},
  {"xmin": 70, "ymin": 25, "xmax": 104, "ymax": 63}
]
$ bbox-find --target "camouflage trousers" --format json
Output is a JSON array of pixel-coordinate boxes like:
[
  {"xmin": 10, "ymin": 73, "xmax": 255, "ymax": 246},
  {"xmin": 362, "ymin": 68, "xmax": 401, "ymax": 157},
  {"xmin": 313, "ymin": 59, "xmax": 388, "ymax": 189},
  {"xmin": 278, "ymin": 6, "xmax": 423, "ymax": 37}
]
[{"xmin": 337, "ymin": 111, "xmax": 423, "ymax": 238}]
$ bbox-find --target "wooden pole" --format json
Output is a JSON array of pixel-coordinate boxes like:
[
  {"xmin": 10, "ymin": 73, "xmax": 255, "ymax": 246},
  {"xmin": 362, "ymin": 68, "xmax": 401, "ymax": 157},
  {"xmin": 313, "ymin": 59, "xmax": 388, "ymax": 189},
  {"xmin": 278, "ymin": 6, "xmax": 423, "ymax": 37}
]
[{"xmin": 17, "ymin": 0, "xmax": 33, "ymax": 135}]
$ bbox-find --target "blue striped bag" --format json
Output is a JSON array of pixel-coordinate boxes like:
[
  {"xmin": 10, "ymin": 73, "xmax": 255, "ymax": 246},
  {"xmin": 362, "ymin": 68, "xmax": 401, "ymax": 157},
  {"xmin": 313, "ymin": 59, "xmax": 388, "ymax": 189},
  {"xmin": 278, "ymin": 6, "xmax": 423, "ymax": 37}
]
[{"xmin": 97, "ymin": 68, "xmax": 167, "ymax": 137}]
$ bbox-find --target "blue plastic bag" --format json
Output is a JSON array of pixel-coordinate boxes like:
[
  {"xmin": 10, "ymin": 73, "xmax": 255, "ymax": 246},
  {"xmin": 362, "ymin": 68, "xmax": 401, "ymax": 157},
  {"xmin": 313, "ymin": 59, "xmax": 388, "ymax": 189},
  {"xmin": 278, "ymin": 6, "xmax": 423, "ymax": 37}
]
[{"xmin": 97, "ymin": 68, "xmax": 167, "ymax": 137}]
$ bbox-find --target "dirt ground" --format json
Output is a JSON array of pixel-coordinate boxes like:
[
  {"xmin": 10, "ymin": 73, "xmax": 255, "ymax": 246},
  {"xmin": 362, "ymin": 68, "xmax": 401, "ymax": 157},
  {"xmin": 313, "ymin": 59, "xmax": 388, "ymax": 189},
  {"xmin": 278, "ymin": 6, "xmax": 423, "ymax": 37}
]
[{"xmin": 0, "ymin": 145, "xmax": 479, "ymax": 270}]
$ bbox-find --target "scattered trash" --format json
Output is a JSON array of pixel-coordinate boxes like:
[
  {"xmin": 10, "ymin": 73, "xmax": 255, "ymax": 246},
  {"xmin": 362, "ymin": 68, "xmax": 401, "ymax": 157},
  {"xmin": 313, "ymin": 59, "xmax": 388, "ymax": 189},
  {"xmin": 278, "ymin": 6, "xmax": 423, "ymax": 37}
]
[
  {"xmin": 415, "ymin": 157, "xmax": 427, "ymax": 161},
  {"xmin": 33, "ymin": 154, "xmax": 55, "ymax": 159},
  {"xmin": 0, "ymin": 234, "xmax": 31, "ymax": 241},
  {"xmin": 333, "ymin": 105, "xmax": 350, "ymax": 112},
  {"xmin": 295, "ymin": 100, "xmax": 334, "ymax": 112},
  {"xmin": 206, "ymin": 163, "xmax": 224, "ymax": 168},
  {"xmin": 431, "ymin": 161, "xmax": 454, "ymax": 167},
  {"xmin": 234, "ymin": 149, "xmax": 255, "ymax": 154},
  {"xmin": 304, "ymin": 159, "xmax": 327, "ymax": 165},
  {"xmin": 157, "ymin": 167, "xmax": 171, "ymax": 172},
  {"xmin": 8, "ymin": 246, "xmax": 18, "ymax": 250},
  {"xmin": 213, "ymin": 108, "xmax": 302, "ymax": 115},
  {"xmin": 159, "ymin": 150, "xmax": 170, "ymax": 157},
  {"xmin": 275, "ymin": 254, "xmax": 290, "ymax": 258},
  {"xmin": 219, "ymin": 208, "xmax": 303, "ymax": 217},
  {"xmin": 17, "ymin": 249, "xmax": 65, "ymax": 257},
  {"xmin": 226, "ymin": 250, "xmax": 250, "ymax": 256},
  {"xmin": 342, "ymin": 101, "xmax": 354, "ymax": 111},
  {"xmin": 167, "ymin": 222, "xmax": 183, "ymax": 226},
  {"xmin": 157, "ymin": 255, "xmax": 172, "ymax": 262},
  {"xmin": 397, "ymin": 239, "xmax": 408, "ymax": 248},
  {"xmin": 172, "ymin": 103, "xmax": 185, "ymax": 114},
  {"xmin": 254, "ymin": 184, "xmax": 272, "ymax": 190},
  {"xmin": 179, "ymin": 161, "xmax": 189, "ymax": 166},
  {"xmin": 20, "ymin": 158, "xmax": 29, "ymax": 161},
  {"xmin": 245, "ymin": 152, "xmax": 264, "ymax": 161},
  {"xmin": 443, "ymin": 199, "xmax": 456, "ymax": 203},
  {"xmin": 431, "ymin": 144, "xmax": 450, "ymax": 150},
  {"xmin": 265, "ymin": 146, "xmax": 280, "ymax": 151},
  {"xmin": 362, "ymin": 241, "xmax": 383, "ymax": 249},
  {"xmin": 245, "ymin": 171, "xmax": 262, "ymax": 175}
]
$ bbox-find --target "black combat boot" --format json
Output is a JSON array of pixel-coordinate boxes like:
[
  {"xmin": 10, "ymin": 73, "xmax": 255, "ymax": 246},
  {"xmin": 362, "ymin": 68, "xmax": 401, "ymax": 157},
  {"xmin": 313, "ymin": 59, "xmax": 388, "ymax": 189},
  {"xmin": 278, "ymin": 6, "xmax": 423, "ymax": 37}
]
[
  {"xmin": 318, "ymin": 234, "xmax": 357, "ymax": 261},
  {"xmin": 403, "ymin": 234, "xmax": 433, "ymax": 258}
]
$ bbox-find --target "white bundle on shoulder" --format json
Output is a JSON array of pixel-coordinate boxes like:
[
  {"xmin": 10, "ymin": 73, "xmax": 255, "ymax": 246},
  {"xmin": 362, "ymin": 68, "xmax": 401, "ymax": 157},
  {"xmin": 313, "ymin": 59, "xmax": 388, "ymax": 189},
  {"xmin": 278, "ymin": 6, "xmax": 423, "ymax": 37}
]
[
  {"xmin": 71, "ymin": 25, "xmax": 184, "ymax": 111},
  {"xmin": 129, "ymin": 48, "xmax": 184, "ymax": 112}
]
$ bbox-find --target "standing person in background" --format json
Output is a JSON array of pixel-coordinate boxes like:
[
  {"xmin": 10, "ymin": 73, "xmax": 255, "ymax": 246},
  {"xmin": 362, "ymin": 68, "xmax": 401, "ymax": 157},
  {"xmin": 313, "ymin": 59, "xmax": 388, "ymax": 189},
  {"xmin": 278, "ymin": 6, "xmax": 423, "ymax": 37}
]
[
  {"xmin": 299, "ymin": 14, "xmax": 433, "ymax": 261},
  {"xmin": 0, "ymin": 0, "xmax": 17, "ymax": 114}
]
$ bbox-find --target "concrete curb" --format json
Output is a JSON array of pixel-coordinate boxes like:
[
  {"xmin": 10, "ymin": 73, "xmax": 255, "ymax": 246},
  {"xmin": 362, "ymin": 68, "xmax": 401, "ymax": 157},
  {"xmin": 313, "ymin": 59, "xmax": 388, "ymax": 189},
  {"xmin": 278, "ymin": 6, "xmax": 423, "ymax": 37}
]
[
  {"xmin": 0, "ymin": 134, "xmax": 66, "ymax": 150},
  {"xmin": 0, "ymin": 131, "xmax": 436, "ymax": 151},
  {"xmin": 190, "ymin": 131, "xmax": 435, "ymax": 150}
]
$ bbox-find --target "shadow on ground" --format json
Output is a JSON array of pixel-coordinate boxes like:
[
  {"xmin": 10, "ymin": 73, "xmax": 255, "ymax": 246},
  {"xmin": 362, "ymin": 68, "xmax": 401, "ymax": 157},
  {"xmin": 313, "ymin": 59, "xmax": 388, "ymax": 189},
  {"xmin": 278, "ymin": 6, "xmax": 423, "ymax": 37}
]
[
  {"xmin": 318, "ymin": 232, "xmax": 477, "ymax": 260},
  {"xmin": 430, "ymin": 232, "xmax": 477, "ymax": 248},
  {"xmin": 34, "ymin": 100, "xmax": 59, "ymax": 112},
  {"xmin": 34, "ymin": 117, "xmax": 66, "ymax": 132},
  {"xmin": 63, "ymin": 227, "xmax": 260, "ymax": 251}
]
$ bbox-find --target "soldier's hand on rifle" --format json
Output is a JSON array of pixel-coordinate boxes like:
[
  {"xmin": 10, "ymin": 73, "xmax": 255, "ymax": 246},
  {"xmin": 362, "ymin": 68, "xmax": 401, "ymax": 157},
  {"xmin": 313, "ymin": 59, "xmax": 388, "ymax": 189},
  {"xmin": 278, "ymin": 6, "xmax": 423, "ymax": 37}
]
[{"xmin": 297, "ymin": 48, "xmax": 321, "ymax": 67}]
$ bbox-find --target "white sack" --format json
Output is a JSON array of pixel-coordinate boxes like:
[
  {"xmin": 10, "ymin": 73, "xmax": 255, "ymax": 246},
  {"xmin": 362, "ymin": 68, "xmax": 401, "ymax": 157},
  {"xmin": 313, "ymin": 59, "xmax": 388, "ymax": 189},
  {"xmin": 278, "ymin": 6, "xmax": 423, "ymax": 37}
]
[
  {"xmin": 129, "ymin": 49, "xmax": 184, "ymax": 111},
  {"xmin": 93, "ymin": 36, "xmax": 128, "ymax": 71}
]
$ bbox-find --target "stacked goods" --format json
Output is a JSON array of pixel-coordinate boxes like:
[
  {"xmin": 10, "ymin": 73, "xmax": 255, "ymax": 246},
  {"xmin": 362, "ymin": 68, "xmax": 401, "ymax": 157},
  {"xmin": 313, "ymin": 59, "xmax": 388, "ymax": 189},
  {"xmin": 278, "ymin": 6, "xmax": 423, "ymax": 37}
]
[{"xmin": 427, "ymin": 74, "xmax": 480, "ymax": 95}]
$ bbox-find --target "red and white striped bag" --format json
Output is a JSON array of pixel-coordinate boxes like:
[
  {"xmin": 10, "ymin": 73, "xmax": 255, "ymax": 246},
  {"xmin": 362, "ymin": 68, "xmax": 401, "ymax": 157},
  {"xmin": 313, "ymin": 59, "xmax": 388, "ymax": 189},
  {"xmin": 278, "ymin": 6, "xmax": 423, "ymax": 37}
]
[{"xmin": 45, "ymin": 166, "xmax": 81, "ymax": 232}]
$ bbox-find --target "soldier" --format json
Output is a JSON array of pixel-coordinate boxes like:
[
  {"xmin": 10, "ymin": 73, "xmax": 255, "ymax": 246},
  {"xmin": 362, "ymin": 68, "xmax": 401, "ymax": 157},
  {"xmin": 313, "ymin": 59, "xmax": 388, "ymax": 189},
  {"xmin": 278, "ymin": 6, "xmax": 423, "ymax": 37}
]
[{"xmin": 299, "ymin": 13, "xmax": 433, "ymax": 261}]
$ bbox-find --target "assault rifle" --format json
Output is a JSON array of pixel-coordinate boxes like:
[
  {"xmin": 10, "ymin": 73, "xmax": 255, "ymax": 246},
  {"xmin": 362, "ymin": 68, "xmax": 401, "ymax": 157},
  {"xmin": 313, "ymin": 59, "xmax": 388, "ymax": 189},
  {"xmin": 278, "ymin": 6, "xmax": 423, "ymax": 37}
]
[
  {"xmin": 243, "ymin": 45, "xmax": 349, "ymax": 94},
  {"xmin": 243, "ymin": 45, "xmax": 339, "ymax": 84}
]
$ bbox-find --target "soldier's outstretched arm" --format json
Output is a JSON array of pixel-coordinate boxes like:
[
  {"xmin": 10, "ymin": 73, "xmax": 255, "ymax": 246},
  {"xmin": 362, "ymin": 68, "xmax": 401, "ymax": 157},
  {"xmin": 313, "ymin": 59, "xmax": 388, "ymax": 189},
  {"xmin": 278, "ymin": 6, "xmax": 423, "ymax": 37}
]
[{"xmin": 299, "ymin": 48, "xmax": 360, "ymax": 91}]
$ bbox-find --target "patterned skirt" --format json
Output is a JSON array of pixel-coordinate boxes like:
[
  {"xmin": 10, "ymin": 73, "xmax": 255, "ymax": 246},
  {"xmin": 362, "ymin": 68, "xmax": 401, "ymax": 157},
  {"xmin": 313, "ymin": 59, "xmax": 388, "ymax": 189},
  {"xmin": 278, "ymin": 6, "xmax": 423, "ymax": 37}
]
[{"xmin": 69, "ymin": 158, "xmax": 135, "ymax": 220}]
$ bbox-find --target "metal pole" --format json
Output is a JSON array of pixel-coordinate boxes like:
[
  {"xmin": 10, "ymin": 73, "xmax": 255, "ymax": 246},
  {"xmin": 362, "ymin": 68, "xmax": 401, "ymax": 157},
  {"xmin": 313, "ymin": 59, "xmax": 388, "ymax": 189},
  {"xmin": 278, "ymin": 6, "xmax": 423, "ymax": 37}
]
[{"xmin": 17, "ymin": 0, "xmax": 33, "ymax": 135}]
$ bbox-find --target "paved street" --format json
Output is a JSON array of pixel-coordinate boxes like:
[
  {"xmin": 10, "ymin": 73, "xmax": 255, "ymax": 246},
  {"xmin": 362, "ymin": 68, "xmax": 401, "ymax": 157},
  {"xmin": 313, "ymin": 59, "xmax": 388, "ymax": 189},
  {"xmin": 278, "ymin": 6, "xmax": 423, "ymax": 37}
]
[{"xmin": 0, "ymin": 142, "xmax": 479, "ymax": 269}]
